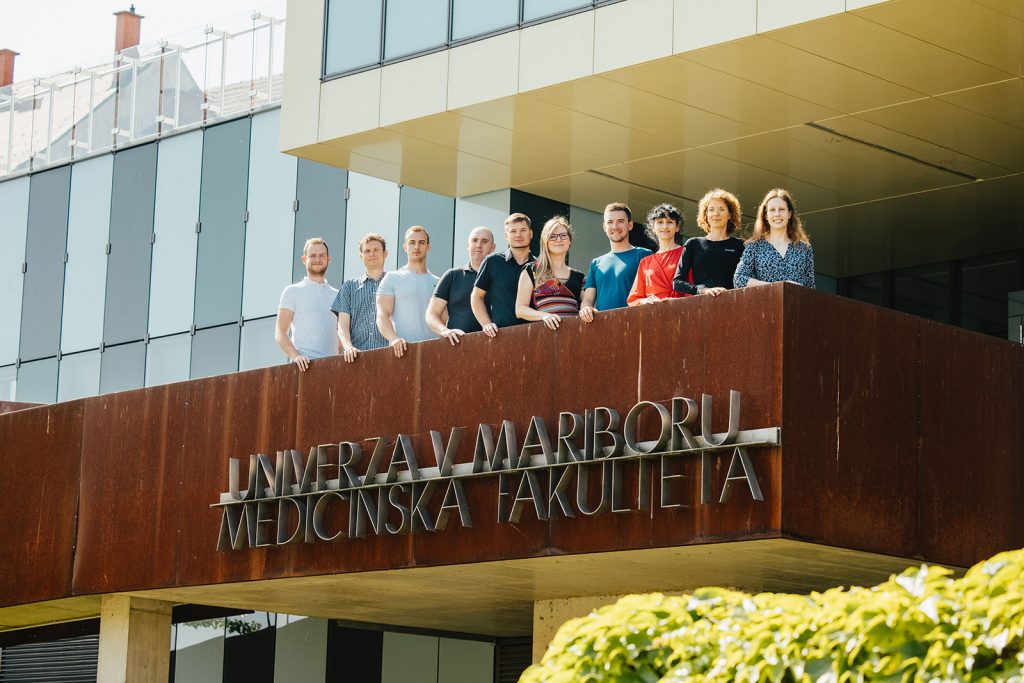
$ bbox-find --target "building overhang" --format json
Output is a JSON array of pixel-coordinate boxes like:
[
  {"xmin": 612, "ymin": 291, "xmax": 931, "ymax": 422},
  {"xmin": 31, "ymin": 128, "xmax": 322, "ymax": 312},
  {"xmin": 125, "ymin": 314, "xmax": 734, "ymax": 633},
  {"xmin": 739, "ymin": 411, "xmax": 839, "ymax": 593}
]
[{"xmin": 281, "ymin": 0, "xmax": 1024, "ymax": 277}]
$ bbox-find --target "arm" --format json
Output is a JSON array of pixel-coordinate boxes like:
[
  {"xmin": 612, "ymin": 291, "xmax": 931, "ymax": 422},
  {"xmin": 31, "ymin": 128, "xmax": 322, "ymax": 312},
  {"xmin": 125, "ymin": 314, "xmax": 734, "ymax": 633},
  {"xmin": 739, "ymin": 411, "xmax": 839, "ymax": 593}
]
[
  {"xmin": 579, "ymin": 287, "xmax": 597, "ymax": 322},
  {"xmin": 376, "ymin": 293, "xmax": 407, "ymax": 358},
  {"xmin": 673, "ymin": 242, "xmax": 700, "ymax": 295},
  {"xmin": 734, "ymin": 244, "xmax": 763, "ymax": 288},
  {"xmin": 515, "ymin": 270, "xmax": 560, "ymax": 330},
  {"xmin": 275, "ymin": 308, "xmax": 310, "ymax": 372},
  {"xmin": 626, "ymin": 261, "xmax": 652, "ymax": 306},
  {"xmin": 804, "ymin": 244, "xmax": 816, "ymax": 288},
  {"xmin": 471, "ymin": 286, "xmax": 497, "ymax": 338},
  {"xmin": 337, "ymin": 313, "xmax": 359, "ymax": 363},
  {"xmin": 426, "ymin": 297, "xmax": 462, "ymax": 345}
]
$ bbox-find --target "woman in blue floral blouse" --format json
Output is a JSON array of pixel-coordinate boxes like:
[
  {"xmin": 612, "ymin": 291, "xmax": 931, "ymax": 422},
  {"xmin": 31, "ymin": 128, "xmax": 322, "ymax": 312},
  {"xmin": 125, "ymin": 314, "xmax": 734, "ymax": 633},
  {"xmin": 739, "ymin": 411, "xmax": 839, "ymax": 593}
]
[{"xmin": 734, "ymin": 188, "xmax": 815, "ymax": 289}]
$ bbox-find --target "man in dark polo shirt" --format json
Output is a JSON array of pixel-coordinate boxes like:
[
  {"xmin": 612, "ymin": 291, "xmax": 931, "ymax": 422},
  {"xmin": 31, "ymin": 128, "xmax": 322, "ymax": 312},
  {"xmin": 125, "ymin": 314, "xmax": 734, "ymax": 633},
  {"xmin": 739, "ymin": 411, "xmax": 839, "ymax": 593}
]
[
  {"xmin": 471, "ymin": 213, "xmax": 535, "ymax": 338},
  {"xmin": 426, "ymin": 226, "xmax": 496, "ymax": 345}
]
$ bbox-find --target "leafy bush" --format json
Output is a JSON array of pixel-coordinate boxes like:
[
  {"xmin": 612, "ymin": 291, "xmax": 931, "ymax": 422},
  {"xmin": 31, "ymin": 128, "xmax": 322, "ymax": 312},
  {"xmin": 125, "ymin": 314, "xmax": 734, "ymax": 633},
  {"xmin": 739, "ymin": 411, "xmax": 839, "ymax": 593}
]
[{"xmin": 521, "ymin": 548, "xmax": 1024, "ymax": 682}]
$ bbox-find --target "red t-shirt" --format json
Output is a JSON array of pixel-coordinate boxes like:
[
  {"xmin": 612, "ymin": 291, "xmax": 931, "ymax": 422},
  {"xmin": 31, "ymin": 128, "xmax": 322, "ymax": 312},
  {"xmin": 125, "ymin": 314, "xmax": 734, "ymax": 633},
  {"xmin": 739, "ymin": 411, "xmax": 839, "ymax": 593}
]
[{"xmin": 627, "ymin": 247, "xmax": 686, "ymax": 305}]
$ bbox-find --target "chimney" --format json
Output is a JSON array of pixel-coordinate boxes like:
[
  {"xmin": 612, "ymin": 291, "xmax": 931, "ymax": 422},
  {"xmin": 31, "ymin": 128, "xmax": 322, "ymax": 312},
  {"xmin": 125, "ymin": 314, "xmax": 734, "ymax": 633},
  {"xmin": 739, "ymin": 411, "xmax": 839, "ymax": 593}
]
[
  {"xmin": 0, "ymin": 49, "xmax": 17, "ymax": 88},
  {"xmin": 114, "ymin": 6, "xmax": 144, "ymax": 53}
]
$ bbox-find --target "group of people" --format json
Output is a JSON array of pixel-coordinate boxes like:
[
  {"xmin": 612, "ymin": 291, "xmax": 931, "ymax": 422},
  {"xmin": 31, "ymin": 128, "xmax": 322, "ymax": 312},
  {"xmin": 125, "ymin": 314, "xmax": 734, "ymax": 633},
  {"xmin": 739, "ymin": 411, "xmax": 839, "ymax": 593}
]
[{"xmin": 275, "ymin": 187, "xmax": 815, "ymax": 370}]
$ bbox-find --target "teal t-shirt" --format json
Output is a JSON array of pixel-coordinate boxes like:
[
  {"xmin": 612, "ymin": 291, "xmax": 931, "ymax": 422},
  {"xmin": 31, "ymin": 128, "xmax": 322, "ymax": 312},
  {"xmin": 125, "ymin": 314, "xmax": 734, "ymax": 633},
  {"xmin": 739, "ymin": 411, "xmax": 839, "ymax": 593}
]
[{"xmin": 586, "ymin": 247, "xmax": 652, "ymax": 310}]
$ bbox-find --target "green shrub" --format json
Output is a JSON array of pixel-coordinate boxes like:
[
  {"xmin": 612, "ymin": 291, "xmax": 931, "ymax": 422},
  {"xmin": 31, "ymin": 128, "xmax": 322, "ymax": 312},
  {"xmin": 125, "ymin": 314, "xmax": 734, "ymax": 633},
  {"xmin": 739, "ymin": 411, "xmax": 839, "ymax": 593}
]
[{"xmin": 521, "ymin": 548, "xmax": 1024, "ymax": 682}]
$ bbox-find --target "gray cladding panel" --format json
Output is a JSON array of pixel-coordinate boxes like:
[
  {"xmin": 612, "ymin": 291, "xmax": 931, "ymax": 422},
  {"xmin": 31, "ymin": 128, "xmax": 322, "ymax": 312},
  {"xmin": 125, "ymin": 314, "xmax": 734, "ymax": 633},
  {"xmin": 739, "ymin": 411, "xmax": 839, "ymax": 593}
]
[
  {"xmin": 100, "ymin": 341, "xmax": 147, "ymax": 394},
  {"xmin": 294, "ymin": 159, "xmax": 347, "ymax": 283},
  {"xmin": 20, "ymin": 166, "xmax": 71, "ymax": 362},
  {"xmin": 104, "ymin": 143, "xmax": 158, "ymax": 345},
  {"xmin": 194, "ymin": 118, "xmax": 251, "ymax": 328},
  {"xmin": 190, "ymin": 323, "xmax": 240, "ymax": 379},
  {"xmin": 399, "ymin": 185, "xmax": 455, "ymax": 275}
]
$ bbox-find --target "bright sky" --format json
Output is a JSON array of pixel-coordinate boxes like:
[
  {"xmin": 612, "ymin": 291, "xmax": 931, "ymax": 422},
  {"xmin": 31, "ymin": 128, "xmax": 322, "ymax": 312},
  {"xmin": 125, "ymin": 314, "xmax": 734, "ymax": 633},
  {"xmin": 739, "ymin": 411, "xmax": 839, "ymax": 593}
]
[{"xmin": 0, "ymin": 0, "xmax": 286, "ymax": 83}]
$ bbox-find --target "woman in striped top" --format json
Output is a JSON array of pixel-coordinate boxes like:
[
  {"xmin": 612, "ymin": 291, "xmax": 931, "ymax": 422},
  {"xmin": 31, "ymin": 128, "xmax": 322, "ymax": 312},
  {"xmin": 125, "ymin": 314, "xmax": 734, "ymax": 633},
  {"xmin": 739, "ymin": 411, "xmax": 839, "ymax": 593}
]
[{"xmin": 515, "ymin": 216, "xmax": 586, "ymax": 330}]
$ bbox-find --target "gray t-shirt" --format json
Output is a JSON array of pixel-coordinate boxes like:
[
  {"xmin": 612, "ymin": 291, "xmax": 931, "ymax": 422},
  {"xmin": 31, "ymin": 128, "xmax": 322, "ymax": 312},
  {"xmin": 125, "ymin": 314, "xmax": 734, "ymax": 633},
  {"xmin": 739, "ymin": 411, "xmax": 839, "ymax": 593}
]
[
  {"xmin": 278, "ymin": 277, "xmax": 339, "ymax": 359},
  {"xmin": 378, "ymin": 266, "xmax": 438, "ymax": 344}
]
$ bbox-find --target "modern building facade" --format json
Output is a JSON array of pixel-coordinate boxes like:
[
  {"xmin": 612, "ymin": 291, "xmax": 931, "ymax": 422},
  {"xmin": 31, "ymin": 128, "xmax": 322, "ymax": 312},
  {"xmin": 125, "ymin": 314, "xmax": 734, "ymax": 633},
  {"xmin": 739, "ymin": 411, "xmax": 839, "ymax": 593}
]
[{"xmin": 0, "ymin": 1, "xmax": 1022, "ymax": 682}]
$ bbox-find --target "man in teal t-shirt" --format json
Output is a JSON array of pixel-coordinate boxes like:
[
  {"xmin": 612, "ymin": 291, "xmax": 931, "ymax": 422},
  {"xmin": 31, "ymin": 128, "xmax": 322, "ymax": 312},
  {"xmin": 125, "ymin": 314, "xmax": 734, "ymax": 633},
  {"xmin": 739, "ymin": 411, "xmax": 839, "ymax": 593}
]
[{"xmin": 580, "ymin": 202, "xmax": 651, "ymax": 321}]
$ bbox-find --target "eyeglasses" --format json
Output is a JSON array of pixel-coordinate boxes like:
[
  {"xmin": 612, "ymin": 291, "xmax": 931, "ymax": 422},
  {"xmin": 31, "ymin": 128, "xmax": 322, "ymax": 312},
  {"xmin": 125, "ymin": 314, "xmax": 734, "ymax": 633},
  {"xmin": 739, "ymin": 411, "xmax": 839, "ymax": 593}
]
[{"xmin": 548, "ymin": 233, "xmax": 570, "ymax": 242}]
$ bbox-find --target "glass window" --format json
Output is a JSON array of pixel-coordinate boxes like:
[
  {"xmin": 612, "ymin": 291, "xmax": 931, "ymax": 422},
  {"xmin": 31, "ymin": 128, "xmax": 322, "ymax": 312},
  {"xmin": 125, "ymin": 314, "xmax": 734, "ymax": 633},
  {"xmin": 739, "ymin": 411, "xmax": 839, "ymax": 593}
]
[
  {"xmin": 20, "ymin": 166, "xmax": 71, "ymax": 363},
  {"xmin": 240, "ymin": 317, "xmax": 285, "ymax": 371},
  {"xmin": 58, "ymin": 350, "xmax": 101, "ymax": 402},
  {"xmin": 0, "ymin": 176, "xmax": 30, "ymax": 366},
  {"xmin": 62, "ymin": 155, "xmax": 113, "ymax": 354},
  {"xmin": 294, "ymin": 160, "xmax": 347, "ymax": 283},
  {"xmin": 173, "ymin": 618, "xmax": 225, "ymax": 683},
  {"xmin": 273, "ymin": 616, "xmax": 327, "ymax": 683},
  {"xmin": 324, "ymin": 0, "xmax": 383, "ymax": 75},
  {"xmin": 146, "ymin": 333, "xmax": 192, "ymax": 387},
  {"xmin": 100, "ymin": 341, "xmax": 147, "ymax": 394},
  {"xmin": 399, "ymin": 185, "xmax": 455, "ymax": 275},
  {"xmin": 242, "ymin": 110, "xmax": 297, "ymax": 320},
  {"xmin": 190, "ymin": 324, "xmax": 240, "ymax": 380},
  {"xmin": 894, "ymin": 263, "xmax": 951, "ymax": 324},
  {"xmin": 194, "ymin": 118, "xmax": 251, "ymax": 329},
  {"xmin": 455, "ymin": 189, "xmax": 511, "ymax": 254},
  {"xmin": 0, "ymin": 365, "xmax": 17, "ymax": 402},
  {"xmin": 438, "ymin": 638, "xmax": 494, "ymax": 683},
  {"xmin": 523, "ymin": 0, "xmax": 591, "ymax": 22},
  {"xmin": 223, "ymin": 613, "xmax": 276, "ymax": 683},
  {"xmin": 816, "ymin": 274, "xmax": 838, "ymax": 294},
  {"xmin": 104, "ymin": 143, "xmax": 157, "ymax": 346},
  {"xmin": 452, "ymin": 0, "xmax": 520, "ymax": 41},
  {"xmin": 845, "ymin": 272, "xmax": 886, "ymax": 308},
  {"xmin": 961, "ymin": 252, "xmax": 1020, "ymax": 338},
  {"xmin": 344, "ymin": 172, "xmax": 400, "ymax": 279},
  {"xmin": 149, "ymin": 130, "xmax": 202, "ymax": 338},
  {"xmin": 16, "ymin": 357, "xmax": 58, "ymax": 403},
  {"xmin": 381, "ymin": 632, "xmax": 438, "ymax": 683},
  {"xmin": 567, "ymin": 205, "xmax": 605, "ymax": 272},
  {"xmin": 384, "ymin": 0, "xmax": 450, "ymax": 61},
  {"xmin": 129, "ymin": 53, "xmax": 162, "ymax": 141}
]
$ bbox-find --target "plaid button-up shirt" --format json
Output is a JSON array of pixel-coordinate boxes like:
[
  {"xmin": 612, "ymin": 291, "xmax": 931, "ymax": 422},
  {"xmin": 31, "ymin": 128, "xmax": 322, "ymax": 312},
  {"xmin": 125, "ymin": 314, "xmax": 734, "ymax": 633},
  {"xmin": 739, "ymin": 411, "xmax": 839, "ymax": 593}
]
[{"xmin": 331, "ymin": 273, "xmax": 388, "ymax": 351}]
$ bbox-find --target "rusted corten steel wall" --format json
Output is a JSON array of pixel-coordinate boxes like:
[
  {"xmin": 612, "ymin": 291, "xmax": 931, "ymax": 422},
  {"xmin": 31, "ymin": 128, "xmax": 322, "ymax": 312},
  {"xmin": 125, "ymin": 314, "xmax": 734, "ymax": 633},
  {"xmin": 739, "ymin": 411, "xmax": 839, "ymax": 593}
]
[
  {"xmin": 0, "ymin": 284, "xmax": 1021, "ymax": 609},
  {"xmin": 780, "ymin": 287, "xmax": 1024, "ymax": 567}
]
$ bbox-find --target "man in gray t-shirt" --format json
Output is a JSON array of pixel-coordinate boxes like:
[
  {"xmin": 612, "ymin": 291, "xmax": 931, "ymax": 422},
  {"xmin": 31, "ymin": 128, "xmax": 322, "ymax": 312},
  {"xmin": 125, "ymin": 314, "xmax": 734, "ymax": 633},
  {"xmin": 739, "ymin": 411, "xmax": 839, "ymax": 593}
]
[
  {"xmin": 377, "ymin": 226, "xmax": 439, "ymax": 358},
  {"xmin": 276, "ymin": 238, "xmax": 339, "ymax": 371}
]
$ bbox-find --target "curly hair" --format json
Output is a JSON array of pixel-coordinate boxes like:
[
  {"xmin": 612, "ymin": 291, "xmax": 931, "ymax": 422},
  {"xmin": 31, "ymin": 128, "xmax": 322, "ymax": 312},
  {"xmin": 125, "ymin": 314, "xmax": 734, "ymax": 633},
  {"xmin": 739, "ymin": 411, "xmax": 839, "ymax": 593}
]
[
  {"xmin": 695, "ymin": 188, "xmax": 742, "ymax": 235},
  {"xmin": 644, "ymin": 203, "xmax": 684, "ymax": 245}
]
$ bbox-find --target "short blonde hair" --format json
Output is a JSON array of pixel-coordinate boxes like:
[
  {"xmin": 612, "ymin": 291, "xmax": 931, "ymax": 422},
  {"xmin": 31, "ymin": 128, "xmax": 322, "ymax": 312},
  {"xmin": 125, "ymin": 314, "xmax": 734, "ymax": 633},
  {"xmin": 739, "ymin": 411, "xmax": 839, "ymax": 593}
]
[
  {"xmin": 303, "ymin": 237, "xmax": 329, "ymax": 255},
  {"xmin": 405, "ymin": 225, "xmax": 430, "ymax": 243}
]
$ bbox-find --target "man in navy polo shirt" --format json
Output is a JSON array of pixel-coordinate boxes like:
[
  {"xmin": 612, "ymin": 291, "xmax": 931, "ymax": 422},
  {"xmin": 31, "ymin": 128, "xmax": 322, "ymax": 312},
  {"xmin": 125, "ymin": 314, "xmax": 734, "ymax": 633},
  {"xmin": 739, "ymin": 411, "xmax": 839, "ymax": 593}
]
[
  {"xmin": 426, "ymin": 226, "xmax": 496, "ymax": 345},
  {"xmin": 579, "ymin": 202, "xmax": 651, "ymax": 323},
  {"xmin": 471, "ymin": 213, "xmax": 535, "ymax": 338}
]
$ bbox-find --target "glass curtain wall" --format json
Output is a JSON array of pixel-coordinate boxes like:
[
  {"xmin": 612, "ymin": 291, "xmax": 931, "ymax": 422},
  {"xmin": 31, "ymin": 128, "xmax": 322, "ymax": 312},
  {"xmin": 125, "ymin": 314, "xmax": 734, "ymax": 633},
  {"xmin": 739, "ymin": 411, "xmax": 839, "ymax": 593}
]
[{"xmin": 323, "ymin": 0, "xmax": 626, "ymax": 77}]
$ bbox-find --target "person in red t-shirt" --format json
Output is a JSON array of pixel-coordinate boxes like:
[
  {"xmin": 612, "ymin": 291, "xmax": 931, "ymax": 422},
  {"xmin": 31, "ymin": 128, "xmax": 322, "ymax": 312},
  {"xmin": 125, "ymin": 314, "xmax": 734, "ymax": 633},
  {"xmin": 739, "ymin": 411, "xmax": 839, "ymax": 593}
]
[{"xmin": 627, "ymin": 203, "xmax": 686, "ymax": 306}]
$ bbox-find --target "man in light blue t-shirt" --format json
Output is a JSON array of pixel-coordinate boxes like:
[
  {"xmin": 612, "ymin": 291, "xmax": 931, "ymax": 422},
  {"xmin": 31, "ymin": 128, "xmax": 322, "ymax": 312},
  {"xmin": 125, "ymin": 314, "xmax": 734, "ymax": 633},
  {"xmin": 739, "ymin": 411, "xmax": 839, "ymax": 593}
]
[
  {"xmin": 579, "ymin": 202, "xmax": 652, "ymax": 322},
  {"xmin": 275, "ymin": 238, "xmax": 340, "ymax": 372},
  {"xmin": 377, "ymin": 226, "xmax": 439, "ymax": 358}
]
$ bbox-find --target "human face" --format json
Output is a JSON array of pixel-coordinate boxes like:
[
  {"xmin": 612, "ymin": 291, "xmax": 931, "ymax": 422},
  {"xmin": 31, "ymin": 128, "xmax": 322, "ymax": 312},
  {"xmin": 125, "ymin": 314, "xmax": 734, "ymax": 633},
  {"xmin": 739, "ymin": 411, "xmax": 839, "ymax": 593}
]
[
  {"xmin": 404, "ymin": 231, "xmax": 430, "ymax": 263},
  {"xmin": 704, "ymin": 199, "xmax": 731, "ymax": 233},
  {"xmin": 651, "ymin": 217, "xmax": 680, "ymax": 243},
  {"xmin": 546, "ymin": 227, "xmax": 571, "ymax": 257},
  {"xmin": 603, "ymin": 210, "xmax": 632, "ymax": 244},
  {"xmin": 359, "ymin": 239, "xmax": 386, "ymax": 271},
  {"xmin": 505, "ymin": 220, "xmax": 532, "ymax": 249},
  {"xmin": 765, "ymin": 197, "xmax": 791, "ymax": 233},
  {"xmin": 301, "ymin": 243, "xmax": 329, "ymax": 276},
  {"xmin": 467, "ymin": 228, "xmax": 495, "ymax": 266}
]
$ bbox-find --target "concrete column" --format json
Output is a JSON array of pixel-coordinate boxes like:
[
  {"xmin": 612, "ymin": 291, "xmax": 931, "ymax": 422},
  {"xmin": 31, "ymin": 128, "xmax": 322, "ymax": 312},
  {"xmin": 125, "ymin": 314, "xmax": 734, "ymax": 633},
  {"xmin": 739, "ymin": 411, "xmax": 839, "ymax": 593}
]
[
  {"xmin": 532, "ymin": 594, "xmax": 624, "ymax": 664},
  {"xmin": 97, "ymin": 595, "xmax": 173, "ymax": 683}
]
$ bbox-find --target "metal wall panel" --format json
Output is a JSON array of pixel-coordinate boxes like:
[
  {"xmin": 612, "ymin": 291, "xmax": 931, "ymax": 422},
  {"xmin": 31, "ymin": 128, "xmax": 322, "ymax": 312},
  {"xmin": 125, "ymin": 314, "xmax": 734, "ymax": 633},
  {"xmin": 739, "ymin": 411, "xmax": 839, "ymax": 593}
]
[
  {"xmin": 99, "ymin": 341, "xmax": 147, "ymax": 394},
  {"xmin": 399, "ymin": 185, "xmax": 455, "ymax": 276},
  {"xmin": 19, "ymin": 166, "xmax": 71, "ymax": 362},
  {"xmin": 0, "ymin": 177, "xmax": 30, "ymax": 366},
  {"xmin": 242, "ymin": 110, "xmax": 297, "ymax": 320},
  {"xmin": 293, "ymin": 159, "xmax": 347, "ymax": 283},
  {"xmin": 145, "ymin": 333, "xmax": 192, "ymax": 387},
  {"xmin": 239, "ymin": 317, "xmax": 283, "ymax": 371},
  {"xmin": 344, "ymin": 172, "xmax": 399, "ymax": 278},
  {"xmin": 14, "ymin": 357, "xmax": 58, "ymax": 403},
  {"xmin": 194, "ymin": 118, "xmax": 251, "ymax": 328},
  {"xmin": 149, "ymin": 130, "xmax": 202, "ymax": 338},
  {"xmin": 61, "ymin": 155, "xmax": 113, "ymax": 354},
  {"xmin": 57, "ymin": 350, "xmax": 101, "ymax": 402},
  {"xmin": 104, "ymin": 143, "xmax": 158, "ymax": 346},
  {"xmin": 190, "ymin": 324, "xmax": 240, "ymax": 379}
]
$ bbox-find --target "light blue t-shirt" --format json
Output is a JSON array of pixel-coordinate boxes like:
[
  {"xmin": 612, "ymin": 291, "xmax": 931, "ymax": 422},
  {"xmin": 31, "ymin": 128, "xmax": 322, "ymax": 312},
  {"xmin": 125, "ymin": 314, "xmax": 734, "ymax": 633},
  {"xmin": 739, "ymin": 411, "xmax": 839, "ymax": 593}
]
[
  {"xmin": 586, "ymin": 247, "xmax": 652, "ymax": 311},
  {"xmin": 278, "ymin": 277, "xmax": 340, "ymax": 359},
  {"xmin": 378, "ymin": 266, "xmax": 439, "ymax": 343}
]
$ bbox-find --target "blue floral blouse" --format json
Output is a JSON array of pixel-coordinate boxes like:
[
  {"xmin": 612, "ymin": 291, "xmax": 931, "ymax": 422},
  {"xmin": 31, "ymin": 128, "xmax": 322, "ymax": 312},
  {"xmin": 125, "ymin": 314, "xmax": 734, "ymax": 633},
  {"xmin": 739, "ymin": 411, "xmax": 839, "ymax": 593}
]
[{"xmin": 734, "ymin": 240, "xmax": 815, "ymax": 289}]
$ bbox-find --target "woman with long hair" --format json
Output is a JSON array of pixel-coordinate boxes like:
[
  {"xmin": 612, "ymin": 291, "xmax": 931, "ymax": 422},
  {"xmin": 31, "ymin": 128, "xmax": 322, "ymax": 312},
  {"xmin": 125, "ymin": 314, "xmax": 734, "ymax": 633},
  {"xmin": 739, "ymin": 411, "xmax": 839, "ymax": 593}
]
[
  {"xmin": 627, "ymin": 203, "xmax": 686, "ymax": 305},
  {"xmin": 672, "ymin": 188, "xmax": 745, "ymax": 297},
  {"xmin": 734, "ymin": 188, "xmax": 815, "ymax": 288},
  {"xmin": 515, "ymin": 216, "xmax": 586, "ymax": 330}
]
